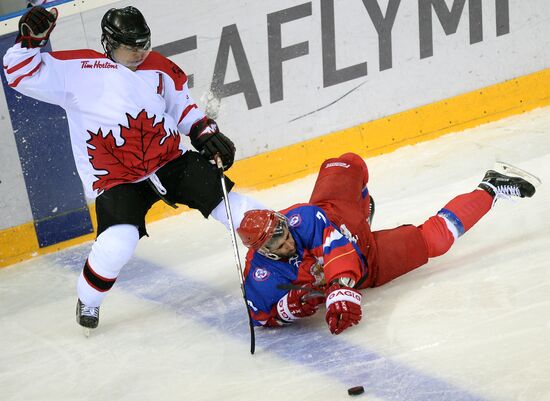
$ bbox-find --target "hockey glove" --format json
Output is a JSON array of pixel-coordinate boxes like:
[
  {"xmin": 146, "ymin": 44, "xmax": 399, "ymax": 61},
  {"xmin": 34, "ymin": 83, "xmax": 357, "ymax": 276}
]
[
  {"xmin": 325, "ymin": 282, "xmax": 362, "ymax": 335},
  {"xmin": 189, "ymin": 117, "xmax": 235, "ymax": 170},
  {"xmin": 17, "ymin": 6, "xmax": 58, "ymax": 49},
  {"xmin": 278, "ymin": 287, "xmax": 325, "ymax": 323}
]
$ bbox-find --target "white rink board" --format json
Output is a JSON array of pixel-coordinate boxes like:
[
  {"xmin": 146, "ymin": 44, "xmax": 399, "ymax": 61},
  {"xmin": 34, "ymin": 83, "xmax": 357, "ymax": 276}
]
[
  {"xmin": 28, "ymin": 0, "xmax": 550, "ymax": 158},
  {"xmin": 1, "ymin": 0, "xmax": 549, "ymax": 230},
  {"xmin": 0, "ymin": 107, "xmax": 549, "ymax": 401}
]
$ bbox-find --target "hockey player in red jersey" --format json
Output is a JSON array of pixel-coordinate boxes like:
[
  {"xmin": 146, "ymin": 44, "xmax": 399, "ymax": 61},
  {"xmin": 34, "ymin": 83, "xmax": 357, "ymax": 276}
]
[
  {"xmin": 3, "ymin": 6, "xmax": 265, "ymax": 332},
  {"xmin": 237, "ymin": 153, "xmax": 539, "ymax": 335}
]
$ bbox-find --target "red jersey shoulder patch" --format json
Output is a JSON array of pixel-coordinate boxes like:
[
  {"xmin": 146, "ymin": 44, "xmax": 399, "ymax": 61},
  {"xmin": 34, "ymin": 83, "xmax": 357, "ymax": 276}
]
[{"xmin": 137, "ymin": 51, "xmax": 188, "ymax": 91}]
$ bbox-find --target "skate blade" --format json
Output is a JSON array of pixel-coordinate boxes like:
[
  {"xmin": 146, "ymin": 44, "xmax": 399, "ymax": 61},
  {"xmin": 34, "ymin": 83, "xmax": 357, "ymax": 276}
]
[
  {"xmin": 494, "ymin": 162, "xmax": 542, "ymax": 188},
  {"xmin": 83, "ymin": 327, "xmax": 94, "ymax": 337}
]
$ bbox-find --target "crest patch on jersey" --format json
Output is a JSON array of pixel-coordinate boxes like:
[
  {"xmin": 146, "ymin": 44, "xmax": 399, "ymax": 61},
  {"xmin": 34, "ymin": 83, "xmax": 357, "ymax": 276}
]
[
  {"xmin": 253, "ymin": 267, "xmax": 270, "ymax": 282},
  {"xmin": 288, "ymin": 214, "xmax": 302, "ymax": 227},
  {"xmin": 86, "ymin": 109, "xmax": 181, "ymax": 192}
]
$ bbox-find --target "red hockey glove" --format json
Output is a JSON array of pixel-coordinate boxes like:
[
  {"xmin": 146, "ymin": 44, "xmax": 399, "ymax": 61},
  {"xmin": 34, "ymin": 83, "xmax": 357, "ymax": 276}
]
[
  {"xmin": 17, "ymin": 6, "xmax": 58, "ymax": 49},
  {"xmin": 325, "ymin": 282, "xmax": 362, "ymax": 335},
  {"xmin": 274, "ymin": 287, "xmax": 325, "ymax": 324},
  {"xmin": 189, "ymin": 117, "xmax": 235, "ymax": 170}
]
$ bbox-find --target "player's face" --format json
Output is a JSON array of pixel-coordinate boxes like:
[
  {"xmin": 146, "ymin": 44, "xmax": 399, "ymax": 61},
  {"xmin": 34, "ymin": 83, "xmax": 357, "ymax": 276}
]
[
  {"xmin": 112, "ymin": 43, "xmax": 151, "ymax": 71},
  {"xmin": 262, "ymin": 223, "xmax": 296, "ymax": 259}
]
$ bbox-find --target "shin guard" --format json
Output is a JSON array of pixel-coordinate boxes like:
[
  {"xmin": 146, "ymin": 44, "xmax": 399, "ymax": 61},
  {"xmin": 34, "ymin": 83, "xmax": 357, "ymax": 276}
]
[{"xmin": 77, "ymin": 224, "xmax": 139, "ymax": 307}]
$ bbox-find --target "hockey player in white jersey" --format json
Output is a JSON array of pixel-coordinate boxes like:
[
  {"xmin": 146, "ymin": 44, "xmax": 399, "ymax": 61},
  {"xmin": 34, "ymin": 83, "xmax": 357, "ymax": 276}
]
[{"xmin": 3, "ymin": 6, "xmax": 264, "ymax": 333}]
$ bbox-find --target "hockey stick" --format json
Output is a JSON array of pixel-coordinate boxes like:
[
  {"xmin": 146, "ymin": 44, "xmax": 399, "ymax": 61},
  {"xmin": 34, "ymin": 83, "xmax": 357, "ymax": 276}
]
[
  {"xmin": 215, "ymin": 155, "xmax": 256, "ymax": 355},
  {"xmin": 276, "ymin": 284, "xmax": 326, "ymax": 300},
  {"xmin": 277, "ymin": 283, "xmax": 324, "ymax": 295},
  {"xmin": 277, "ymin": 278, "xmax": 368, "ymax": 295}
]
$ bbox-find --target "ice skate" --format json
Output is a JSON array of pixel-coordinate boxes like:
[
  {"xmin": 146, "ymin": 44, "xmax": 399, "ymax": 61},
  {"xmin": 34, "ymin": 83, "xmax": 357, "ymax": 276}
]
[
  {"xmin": 478, "ymin": 162, "xmax": 540, "ymax": 203},
  {"xmin": 76, "ymin": 299, "xmax": 100, "ymax": 336}
]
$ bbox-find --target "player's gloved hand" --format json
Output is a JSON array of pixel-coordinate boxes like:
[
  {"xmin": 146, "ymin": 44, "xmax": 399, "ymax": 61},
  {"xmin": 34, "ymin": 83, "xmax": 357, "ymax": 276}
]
[
  {"xmin": 264, "ymin": 286, "xmax": 325, "ymax": 327},
  {"xmin": 281, "ymin": 287, "xmax": 325, "ymax": 320},
  {"xmin": 189, "ymin": 117, "xmax": 236, "ymax": 170},
  {"xmin": 17, "ymin": 6, "xmax": 58, "ymax": 49},
  {"xmin": 325, "ymin": 281, "xmax": 362, "ymax": 335}
]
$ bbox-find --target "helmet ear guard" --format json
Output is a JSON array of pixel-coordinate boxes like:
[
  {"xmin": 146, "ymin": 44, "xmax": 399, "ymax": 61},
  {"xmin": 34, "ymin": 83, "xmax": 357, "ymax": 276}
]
[
  {"xmin": 100, "ymin": 32, "xmax": 116, "ymax": 57},
  {"xmin": 257, "ymin": 247, "xmax": 282, "ymax": 261}
]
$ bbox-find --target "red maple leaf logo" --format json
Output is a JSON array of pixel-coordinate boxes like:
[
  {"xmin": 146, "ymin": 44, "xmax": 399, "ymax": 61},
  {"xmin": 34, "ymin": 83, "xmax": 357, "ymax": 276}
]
[{"xmin": 86, "ymin": 109, "xmax": 182, "ymax": 192}]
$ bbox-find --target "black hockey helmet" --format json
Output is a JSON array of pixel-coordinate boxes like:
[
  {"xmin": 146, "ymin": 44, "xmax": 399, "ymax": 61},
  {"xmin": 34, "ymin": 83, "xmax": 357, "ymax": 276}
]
[{"xmin": 101, "ymin": 6, "xmax": 151, "ymax": 57}]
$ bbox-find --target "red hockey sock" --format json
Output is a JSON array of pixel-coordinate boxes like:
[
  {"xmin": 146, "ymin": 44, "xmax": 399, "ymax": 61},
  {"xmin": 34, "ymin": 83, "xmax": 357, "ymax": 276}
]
[
  {"xmin": 439, "ymin": 189, "xmax": 493, "ymax": 233},
  {"xmin": 419, "ymin": 189, "xmax": 493, "ymax": 258}
]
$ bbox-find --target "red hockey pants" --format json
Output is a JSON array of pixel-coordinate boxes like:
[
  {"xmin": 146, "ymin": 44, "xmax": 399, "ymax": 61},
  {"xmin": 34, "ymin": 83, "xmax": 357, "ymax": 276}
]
[{"xmin": 309, "ymin": 153, "xmax": 493, "ymax": 288}]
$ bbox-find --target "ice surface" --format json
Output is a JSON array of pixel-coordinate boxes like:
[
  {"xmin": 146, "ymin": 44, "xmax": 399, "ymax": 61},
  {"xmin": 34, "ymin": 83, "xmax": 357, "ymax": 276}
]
[{"xmin": 1, "ymin": 108, "xmax": 549, "ymax": 401}]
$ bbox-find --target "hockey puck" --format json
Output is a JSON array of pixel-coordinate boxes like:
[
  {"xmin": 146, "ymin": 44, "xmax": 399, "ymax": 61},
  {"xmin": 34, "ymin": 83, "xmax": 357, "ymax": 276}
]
[{"xmin": 347, "ymin": 386, "xmax": 365, "ymax": 396}]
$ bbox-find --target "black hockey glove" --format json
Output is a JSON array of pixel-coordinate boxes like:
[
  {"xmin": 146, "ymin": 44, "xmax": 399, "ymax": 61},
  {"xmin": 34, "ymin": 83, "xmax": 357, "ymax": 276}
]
[
  {"xmin": 189, "ymin": 117, "xmax": 236, "ymax": 170},
  {"xmin": 17, "ymin": 6, "xmax": 58, "ymax": 49}
]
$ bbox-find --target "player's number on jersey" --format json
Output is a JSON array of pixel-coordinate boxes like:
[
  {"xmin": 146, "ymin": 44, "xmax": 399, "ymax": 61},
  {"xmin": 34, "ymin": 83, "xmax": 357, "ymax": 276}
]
[{"xmin": 316, "ymin": 211, "xmax": 327, "ymax": 224}]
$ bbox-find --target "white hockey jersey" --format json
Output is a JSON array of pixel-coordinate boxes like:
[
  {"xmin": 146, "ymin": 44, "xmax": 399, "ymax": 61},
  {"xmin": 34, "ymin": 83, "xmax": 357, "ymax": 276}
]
[{"xmin": 3, "ymin": 43, "xmax": 205, "ymax": 199}]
